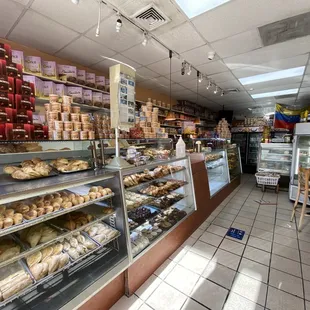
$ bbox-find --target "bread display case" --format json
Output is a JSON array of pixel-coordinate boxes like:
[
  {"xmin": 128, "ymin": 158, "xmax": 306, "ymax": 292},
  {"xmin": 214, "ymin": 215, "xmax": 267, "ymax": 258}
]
[
  {"xmin": 120, "ymin": 156, "xmax": 196, "ymax": 261},
  {"xmin": 227, "ymin": 146, "xmax": 242, "ymax": 182},
  {"xmin": 205, "ymin": 150, "xmax": 230, "ymax": 196},
  {"xmin": 0, "ymin": 140, "xmax": 129, "ymax": 310}
]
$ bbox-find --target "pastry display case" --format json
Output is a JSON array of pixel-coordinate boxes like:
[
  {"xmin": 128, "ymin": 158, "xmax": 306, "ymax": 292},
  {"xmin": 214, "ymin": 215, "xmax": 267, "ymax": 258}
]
[
  {"xmin": 257, "ymin": 143, "xmax": 293, "ymax": 176},
  {"xmin": 205, "ymin": 150, "xmax": 230, "ymax": 196},
  {"xmin": 227, "ymin": 146, "xmax": 242, "ymax": 182},
  {"xmin": 120, "ymin": 156, "xmax": 196, "ymax": 261},
  {"xmin": 0, "ymin": 141, "xmax": 129, "ymax": 309}
]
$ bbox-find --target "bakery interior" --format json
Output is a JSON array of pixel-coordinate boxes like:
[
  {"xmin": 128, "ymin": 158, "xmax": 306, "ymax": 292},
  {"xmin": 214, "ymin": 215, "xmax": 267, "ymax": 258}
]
[{"xmin": 1, "ymin": 0, "xmax": 310, "ymax": 309}]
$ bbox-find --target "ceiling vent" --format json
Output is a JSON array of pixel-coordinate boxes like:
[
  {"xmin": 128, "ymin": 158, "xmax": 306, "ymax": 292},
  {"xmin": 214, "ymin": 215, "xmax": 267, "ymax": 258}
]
[
  {"xmin": 259, "ymin": 11, "xmax": 310, "ymax": 46},
  {"xmin": 131, "ymin": 4, "xmax": 171, "ymax": 31},
  {"xmin": 225, "ymin": 88, "xmax": 240, "ymax": 93}
]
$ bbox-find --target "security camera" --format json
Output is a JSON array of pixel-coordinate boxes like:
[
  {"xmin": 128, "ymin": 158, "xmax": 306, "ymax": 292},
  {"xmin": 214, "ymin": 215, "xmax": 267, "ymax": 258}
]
[{"xmin": 208, "ymin": 51, "xmax": 216, "ymax": 60}]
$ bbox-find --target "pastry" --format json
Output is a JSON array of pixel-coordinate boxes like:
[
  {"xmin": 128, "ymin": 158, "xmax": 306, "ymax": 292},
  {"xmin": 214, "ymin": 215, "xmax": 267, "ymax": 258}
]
[
  {"xmin": 36, "ymin": 208, "xmax": 45, "ymax": 216},
  {"xmin": 4, "ymin": 209, "xmax": 14, "ymax": 218},
  {"xmin": 68, "ymin": 248, "xmax": 79, "ymax": 260},
  {"xmin": 3, "ymin": 218, "xmax": 13, "ymax": 228},
  {"xmin": 26, "ymin": 251, "xmax": 42, "ymax": 267},
  {"xmin": 41, "ymin": 246, "xmax": 54, "ymax": 260},
  {"xmin": 52, "ymin": 243, "xmax": 63, "ymax": 255},
  {"xmin": 63, "ymin": 241, "xmax": 70, "ymax": 251},
  {"xmin": 23, "ymin": 210, "xmax": 38, "ymax": 220},
  {"xmin": 30, "ymin": 263, "xmax": 44, "ymax": 280},
  {"xmin": 16, "ymin": 205, "xmax": 29, "ymax": 214},
  {"xmin": 4, "ymin": 166, "xmax": 19, "ymax": 174},
  {"xmin": 44, "ymin": 206, "xmax": 53, "ymax": 214},
  {"xmin": 58, "ymin": 253, "xmax": 69, "ymax": 268},
  {"xmin": 52, "ymin": 203, "xmax": 61, "ymax": 211},
  {"xmin": 64, "ymin": 220, "xmax": 75, "ymax": 231},
  {"xmin": 46, "ymin": 255, "xmax": 60, "ymax": 274},
  {"xmin": 12, "ymin": 213, "xmax": 23, "ymax": 225}
]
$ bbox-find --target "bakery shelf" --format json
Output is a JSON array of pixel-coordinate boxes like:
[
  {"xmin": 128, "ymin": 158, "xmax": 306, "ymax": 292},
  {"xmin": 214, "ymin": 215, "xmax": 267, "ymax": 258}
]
[
  {"xmin": 23, "ymin": 71, "xmax": 110, "ymax": 95},
  {"xmin": 207, "ymin": 163, "xmax": 224, "ymax": 170},
  {"xmin": 160, "ymin": 124, "xmax": 182, "ymax": 128},
  {"xmin": 205, "ymin": 157, "xmax": 223, "ymax": 164}
]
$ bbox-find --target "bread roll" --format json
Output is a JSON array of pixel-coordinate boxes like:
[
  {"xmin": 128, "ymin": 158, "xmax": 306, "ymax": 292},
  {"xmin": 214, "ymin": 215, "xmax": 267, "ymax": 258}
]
[
  {"xmin": 69, "ymin": 238, "xmax": 78, "ymax": 248},
  {"xmin": 64, "ymin": 220, "xmax": 75, "ymax": 231},
  {"xmin": 89, "ymin": 192, "xmax": 97, "ymax": 200},
  {"xmin": 52, "ymin": 203, "xmax": 61, "ymax": 211},
  {"xmin": 36, "ymin": 208, "xmax": 45, "ymax": 217},
  {"xmin": 68, "ymin": 248, "xmax": 79, "ymax": 260},
  {"xmin": 11, "ymin": 170, "xmax": 31, "ymax": 180},
  {"xmin": 34, "ymin": 197, "xmax": 44, "ymax": 204},
  {"xmin": 44, "ymin": 194, "xmax": 54, "ymax": 201},
  {"xmin": 27, "ymin": 251, "xmax": 42, "ymax": 267},
  {"xmin": 62, "ymin": 202, "xmax": 72, "ymax": 209},
  {"xmin": 46, "ymin": 255, "xmax": 60, "ymax": 274},
  {"xmin": 0, "ymin": 220, "xmax": 3, "ymax": 229},
  {"xmin": 13, "ymin": 213, "xmax": 23, "ymax": 225},
  {"xmin": 0, "ymin": 206, "xmax": 6, "ymax": 215},
  {"xmin": 58, "ymin": 253, "xmax": 69, "ymax": 269},
  {"xmin": 36, "ymin": 202, "xmax": 44, "ymax": 208},
  {"xmin": 4, "ymin": 209, "xmax": 14, "ymax": 218},
  {"xmin": 89, "ymin": 186, "xmax": 98, "ymax": 193},
  {"xmin": 41, "ymin": 246, "xmax": 53, "ymax": 260},
  {"xmin": 23, "ymin": 210, "xmax": 38, "ymax": 220},
  {"xmin": 43, "ymin": 200, "xmax": 51, "ymax": 206},
  {"xmin": 44, "ymin": 206, "xmax": 53, "ymax": 214},
  {"xmin": 52, "ymin": 198, "xmax": 62, "ymax": 204},
  {"xmin": 16, "ymin": 205, "xmax": 29, "ymax": 214},
  {"xmin": 77, "ymin": 196, "xmax": 84, "ymax": 204},
  {"xmin": 29, "ymin": 204, "xmax": 37, "ymax": 211},
  {"xmin": 52, "ymin": 243, "xmax": 63, "ymax": 255},
  {"xmin": 68, "ymin": 193, "xmax": 75, "ymax": 201},
  {"xmin": 4, "ymin": 166, "xmax": 19, "ymax": 174},
  {"xmin": 95, "ymin": 192, "xmax": 102, "ymax": 199},
  {"xmin": 83, "ymin": 195, "xmax": 90, "ymax": 202},
  {"xmin": 53, "ymin": 192, "xmax": 61, "ymax": 199},
  {"xmin": 30, "ymin": 263, "xmax": 43, "ymax": 280},
  {"xmin": 71, "ymin": 198, "xmax": 79, "ymax": 206},
  {"xmin": 3, "ymin": 218, "xmax": 13, "ymax": 228}
]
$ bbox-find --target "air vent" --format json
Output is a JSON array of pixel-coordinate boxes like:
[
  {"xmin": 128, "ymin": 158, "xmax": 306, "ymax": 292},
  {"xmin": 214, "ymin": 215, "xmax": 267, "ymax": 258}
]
[
  {"xmin": 259, "ymin": 11, "xmax": 310, "ymax": 46},
  {"xmin": 131, "ymin": 4, "xmax": 171, "ymax": 31},
  {"xmin": 225, "ymin": 88, "xmax": 240, "ymax": 93}
]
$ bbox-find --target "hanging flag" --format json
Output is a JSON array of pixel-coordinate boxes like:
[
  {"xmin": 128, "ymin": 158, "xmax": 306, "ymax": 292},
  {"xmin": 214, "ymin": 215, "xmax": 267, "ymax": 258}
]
[{"xmin": 274, "ymin": 104, "xmax": 300, "ymax": 130}]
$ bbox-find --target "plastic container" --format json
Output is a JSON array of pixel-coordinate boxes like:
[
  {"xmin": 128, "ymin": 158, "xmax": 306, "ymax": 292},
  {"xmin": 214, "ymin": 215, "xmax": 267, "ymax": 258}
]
[{"xmin": 176, "ymin": 136, "xmax": 186, "ymax": 158}]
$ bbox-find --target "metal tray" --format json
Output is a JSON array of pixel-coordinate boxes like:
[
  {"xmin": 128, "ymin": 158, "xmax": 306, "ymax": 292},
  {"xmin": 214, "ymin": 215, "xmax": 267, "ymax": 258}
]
[
  {"xmin": 128, "ymin": 205, "xmax": 161, "ymax": 225},
  {"xmin": 4, "ymin": 168, "xmax": 59, "ymax": 182},
  {"xmin": 50, "ymin": 158, "xmax": 93, "ymax": 174}
]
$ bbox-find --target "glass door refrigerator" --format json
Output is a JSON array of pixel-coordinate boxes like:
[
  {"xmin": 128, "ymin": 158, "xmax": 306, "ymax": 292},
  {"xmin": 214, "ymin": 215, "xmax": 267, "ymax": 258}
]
[{"xmin": 290, "ymin": 123, "xmax": 310, "ymax": 204}]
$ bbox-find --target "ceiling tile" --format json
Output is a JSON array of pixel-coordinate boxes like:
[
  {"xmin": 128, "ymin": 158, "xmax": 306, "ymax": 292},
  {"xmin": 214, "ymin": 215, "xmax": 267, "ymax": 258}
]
[
  {"xmin": 56, "ymin": 36, "xmax": 115, "ymax": 67},
  {"xmin": 31, "ymin": 0, "xmax": 113, "ymax": 33},
  {"xmin": 192, "ymin": 0, "xmax": 310, "ymax": 42},
  {"xmin": 168, "ymin": 71, "xmax": 197, "ymax": 83},
  {"xmin": 209, "ymin": 71, "xmax": 236, "ymax": 83},
  {"xmin": 86, "ymin": 15, "xmax": 142, "ymax": 53},
  {"xmin": 121, "ymin": 40, "xmax": 168, "ymax": 66},
  {"xmin": 136, "ymin": 67, "xmax": 160, "ymax": 80},
  {"xmin": 158, "ymin": 22, "xmax": 205, "ymax": 53},
  {"xmin": 217, "ymin": 79, "xmax": 243, "ymax": 90},
  {"xmin": 0, "ymin": 0, "xmax": 24, "ymax": 37},
  {"xmin": 249, "ymin": 83, "xmax": 301, "ymax": 95},
  {"xmin": 211, "ymin": 29, "xmax": 262, "ymax": 58},
  {"xmin": 181, "ymin": 44, "xmax": 218, "ymax": 66},
  {"xmin": 197, "ymin": 60, "xmax": 228, "ymax": 75},
  {"xmin": 9, "ymin": 10, "xmax": 79, "ymax": 54},
  {"xmin": 13, "ymin": 0, "xmax": 30, "ymax": 4},
  {"xmin": 224, "ymin": 36, "xmax": 310, "ymax": 70},
  {"xmin": 147, "ymin": 56, "xmax": 182, "ymax": 75},
  {"xmin": 299, "ymin": 86, "xmax": 310, "ymax": 92},
  {"xmin": 137, "ymin": 79, "xmax": 162, "ymax": 89}
]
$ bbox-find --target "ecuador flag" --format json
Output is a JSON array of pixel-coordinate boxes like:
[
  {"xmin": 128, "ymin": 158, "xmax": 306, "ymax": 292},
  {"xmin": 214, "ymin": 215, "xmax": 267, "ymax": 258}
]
[{"xmin": 274, "ymin": 104, "xmax": 300, "ymax": 130}]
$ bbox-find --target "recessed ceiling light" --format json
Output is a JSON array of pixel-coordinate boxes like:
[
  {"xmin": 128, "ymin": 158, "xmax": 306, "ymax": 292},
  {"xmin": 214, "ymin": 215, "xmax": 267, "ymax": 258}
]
[
  {"xmin": 249, "ymin": 88, "xmax": 254, "ymax": 91},
  {"xmin": 251, "ymin": 88, "xmax": 299, "ymax": 99},
  {"xmin": 239, "ymin": 66, "xmax": 305, "ymax": 85},
  {"xmin": 175, "ymin": 0, "xmax": 231, "ymax": 18}
]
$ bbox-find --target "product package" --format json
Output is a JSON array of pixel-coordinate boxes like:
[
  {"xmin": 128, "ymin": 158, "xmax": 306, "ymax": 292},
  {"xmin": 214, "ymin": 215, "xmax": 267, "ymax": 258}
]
[
  {"xmin": 6, "ymin": 62, "xmax": 23, "ymax": 79},
  {"xmin": 105, "ymin": 78, "xmax": 110, "ymax": 92},
  {"xmin": 42, "ymin": 61, "xmax": 58, "ymax": 78},
  {"xmin": 67, "ymin": 86, "xmax": 83, "ymax": 103},
  {"xmin": 24, "ymin": 56, "xmax": 42, "ymax": 74},
  {"xmin": 77, "ymin": 69, "xmax": 86, "ymax": 85},
  {"xmin": 92, "ymin": 92, "xmax": 103, "ymax": 107},
  {"xmin": 12, "ymin": 50, "xmax": 24, "ymax": 67},
  {"xmin": 96, "ymin": 76, "xmax": 105, "ymax": 91},
  {"xmin": 86, "ymin": 72, "xmax": 95, "ymax": 88},
  {"xmin": 43, "ymin": 81, "xmax": 57, "ymax": 97},
  {"xmin": 23, "ymin": 75, "xmax": 44, "ymax": 97},
  {"xmin": 0, "ymin": 59, "xmax": 7, "ymax": 76},
  {"xmin": 0, "ymin": 43, "xmax": 12, "ymax": 61},
  {"xmin": 83, "ymin": 89, "xmax": 92, "ymax": 105},
  {"xmin": 0, "ymin": 92, "xmax": 14, "ymax": 108},
  {"xmin": 15, "ymin": 94, "xmax": 35, "ymax": 111},
  {"xmin": 15, "ymin": 79, "xmax": 35, "ymax": 96},
  {"xmin": 55, "ymin": 84, "xmax": 67, "ymax": 97},
  {"xmin": 57, "ymin": 65, "xmax": 77, "ymax": 83}
]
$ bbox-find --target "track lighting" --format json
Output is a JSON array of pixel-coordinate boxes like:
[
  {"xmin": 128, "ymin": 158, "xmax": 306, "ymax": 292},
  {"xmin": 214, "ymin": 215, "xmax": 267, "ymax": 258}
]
[
  {"xmin": 214, "ymin": 86, "xmax": 218, "ymax": 94},
  {"xmin": 95, "ymin": 1, "xmax": 101, "ymax": 37},
  {"xmin": 142, "ymin": 32, "xmax": 148, "ymax": 46},
  {"xmin": 116, "ymin": 13, "xmax": 122, "ymax": 33},
  {"xmin": 181, "ymin": 62, "xmax": 186, "ymax": 76},
  {"xmin": 198, "ymin": 72, "xmax": 203, "ymax": 83},
  {"xmin": 71, "ymin": 0, "xmax": 79, "ymax": 4},
  {"xmin": 221, "ymin": 90, "xmax": 224, "ymax": 96},
  {"xmin": 206, "ymin": 81, "xmax": 212, "ymax": 90},
  {"xmin": 187, "ymin": 64, "xmax": 192, "ymax": 75}
]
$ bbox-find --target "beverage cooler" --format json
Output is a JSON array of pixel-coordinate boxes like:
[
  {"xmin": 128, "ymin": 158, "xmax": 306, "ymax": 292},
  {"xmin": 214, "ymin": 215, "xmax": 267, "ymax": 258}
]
[{"xmin": 290, "ymin": 123, "xmax": 310, "ymax": 204}]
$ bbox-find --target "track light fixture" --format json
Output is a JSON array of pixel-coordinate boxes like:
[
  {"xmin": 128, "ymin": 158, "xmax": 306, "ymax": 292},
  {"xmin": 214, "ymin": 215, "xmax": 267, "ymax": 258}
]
[
  {"xmin": 71, "ymin": 0, "xmax": 79, "ymax": 4},
  {"xmin": 206, "ymin": 81, "xmax": 212, "ymax": 90},
  {"xmin": 214, "ymin": 86, "xmax": 218, "ymax": 94},
  {"xmin": 95, "ymin": 1, "xmax": 101, "ymax": 37},
  {"xmin": 116, "ymin": 13, "xmax": 122, "ymax": 33},
  {"xmin": 187, "ymin": 64, "xmax": 192, "ymax": 75},
  {"xmin": 181, "ymin": 61, "xmax": 186, "ymax": 76},
  {"xmin": 198, "ymin": 72, "xmax": 203, "ymax": 83},
  {"xmin": 142, "ymin": 32, "xmax": 148, "ymax": 46}
]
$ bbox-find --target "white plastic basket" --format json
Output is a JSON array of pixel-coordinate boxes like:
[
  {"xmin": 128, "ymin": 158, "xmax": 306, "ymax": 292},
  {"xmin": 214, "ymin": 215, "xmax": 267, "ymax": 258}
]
[{"xmin": 255, "ymin": 173, "xmax": 280, "ymax": 186}]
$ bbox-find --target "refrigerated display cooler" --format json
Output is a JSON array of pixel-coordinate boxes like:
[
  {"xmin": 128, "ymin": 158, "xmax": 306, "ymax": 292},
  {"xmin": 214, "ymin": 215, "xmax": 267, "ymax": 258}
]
[{"xmin": 290, "ymin": 123, "xmax": 310, "ymax": 204}]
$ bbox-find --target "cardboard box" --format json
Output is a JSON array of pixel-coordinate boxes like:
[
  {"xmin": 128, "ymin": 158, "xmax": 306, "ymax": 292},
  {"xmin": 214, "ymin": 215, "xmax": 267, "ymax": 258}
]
[
  {"xmin": 0, "ymin": 93, "xmax": 14, "ymax": 108},
  {"xmin": 43, "ymin": 81, "xmax": 56, "ymax": 97},
  {"xmin": 24, "ymin": 56, "xmax": 42, "ymax": 74},
  {"xmin": 5, "ymin": 123, "xmax": 26, "ymax": 140},
  {"xmin": 0, "ymin": 43, "xmax": 12, "ymax": 62},
  {"xmin": 77, "ymin": 70, "xmax": 86, "ymax": 85},
  {"xmin": 12, "ymin": 50, "xmax": 24, "ymax": 67},
  {"xmin": 55, "ymin": 84, "xmax": 67, "ymax": 97},
  {"xmin": 0, "ymin": 107, "xmax": 13, "ymax": 123},
  {"xmin": 86, "ymin": 72, "xmax": 95, "ymax": 88},
  {"xmin": 6, "ymin": 62, "xmax": 22, "ymax": 78},
  {"xmin": 67, "ymin": 86, "xmax": 83, "ymax": 103},
  {"xmin": 0, "ymin": 60, "xmax": 7, "ymax": 76},
  {"xmin": 83, "ymin": 89, "xmax": 92, "ymax": 105},
  {"xmin": 42, "ymin": 61, "xmax": 58, "ymax": 78},
  {"xmin": 23, "ymin": 75, "xmax": 44, "ymax": 97},
  {"xmin": 57, "ymin": 65, "xmax": 77, "ymax": 83},
  {"xmin": 0, "ymin": 76, "xmax": 9, "ymax": 93},
  {"xmin": 96, "ymin": 76, "xmax": 105, "ymax": 91},
  {"xmin": 15, "ymin": 79, "xmax": 35, "ymax": 96},
  {"xmin": 15, "ymin": 94, "xmax": 35, "ymax": 111},
  {"xmin": 92, "ymin": 92, "xmax": 103, "ymax": 107}
]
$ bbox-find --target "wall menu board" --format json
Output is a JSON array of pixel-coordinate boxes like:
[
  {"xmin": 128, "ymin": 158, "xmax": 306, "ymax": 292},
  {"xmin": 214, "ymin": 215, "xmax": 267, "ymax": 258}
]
[{"xmin": 119, "ymin": 73, "xmax": 135, "ymax": 124}]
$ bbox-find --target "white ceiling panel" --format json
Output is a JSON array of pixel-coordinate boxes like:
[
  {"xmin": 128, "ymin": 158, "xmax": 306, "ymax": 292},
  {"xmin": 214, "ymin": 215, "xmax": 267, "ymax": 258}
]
[
  {"xmin": 224, "ymin": 36, "xmax": 310, "ymax": 70},
  {"xmin": 299, "ymin": 87, "xmax": 310, "ymax": 93},
  {"xmin": 136, "ymin": 67, "xmax": 160, "ymax": 80},
  {"xmin": 137, "ymin": 78, "xmax": 162, "ymax": 89},
  {"xmin": 31, "ymin": 0, "xmax": 113, "ymax": 33},
  {"xmin": 208, "ymin": 71, "xmax": 235, "ymax": 83},
  {"xmin": 0, "ymin": 0, "xmax": 25, "ymax": 37},
  {"xmin": 154, "ymin": 76, "xmax": 171, "ymax": 87},
  {"xmin": 217, "ymin": 80, "xmax": 243, "ymax": 90},
  {"xmin": 13, "ymin": 0, "xmax": 30, "ymax": 5},
  {"xmin": 181, "ymin": 44, "xmax": 218, "ymax": 66},
  {"xmin": 168, "ymin": 71, "xmax": 197, "ymax": 83},
  {"xmin": 147, "ymin": 57, "xmax": 182, "ymax": 75},
  {"xmin": 158, "ymin": 22, "xmax": 205, "ymax": 53},
  {"xmin": 86, "ymin": 15, "xmax": 142, "ymax": 53},
  {"xmin": 192, "ymin": 0, "xmax": 310, "ymax": 42},
  {"xmin": 121, "ymin": 40, "xmax": 168, "ymax": 66},
  {"xmin": 56, "ymin": 37, "xmax": 115, "ymax": 67},
  {"xmin": 249, "ymin": 83, "xmax": 301, "ymax": 95},
  {"xmin": 276, "ymin": 97, "xmax": 297, "ymax": 104},
  {"xmin": 197, "ymin": 60, "xmax": 228, "ymax": 76},
  {"xmin": 9, "ymin": 10, "xmax": 79, "ymax": 54}
]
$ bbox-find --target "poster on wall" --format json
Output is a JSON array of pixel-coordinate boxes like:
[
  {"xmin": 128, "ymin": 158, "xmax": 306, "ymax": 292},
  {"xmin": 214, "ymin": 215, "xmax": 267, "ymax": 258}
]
[{"xmin": 119, "ymin": 73, "xmax": 135, "ymax": 125}]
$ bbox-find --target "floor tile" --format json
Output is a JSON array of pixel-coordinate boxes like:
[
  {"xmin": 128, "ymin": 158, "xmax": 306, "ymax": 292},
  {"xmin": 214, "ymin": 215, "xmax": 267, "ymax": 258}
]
[
  {"xmin": 138, "ymin": 304, "xmax": 153, "ymax": 310},
  {"xmin": 199, "ymin": 231, "xmax": 223, "ymax": 247},
  {"xmin": 231, "ymin": 273, "xmax": 267, "ymax": 306},
  {"xmin": 250, "ymin": 227, "xmax": 273, "ymax": 241},
  {"xmin": 154, "ymin": 259, "xmax": 176, "ymax": 279},
  {"xmin": 165, "ymin": 265, "xmax": 199, "ymax": 296},
  {"xmin": 202, "ymin": 260, "xmax": 236, "ymax": 289},
  {"xmin": 243, "ymin": 246, "xmax": 271, "ymax": 266},
  {"xmin": 256, "ymin": 215, "xmax": 275, "ymax": 225},
  {"xmin": 298, "ymin": 231, "xmax": 310, "ymax": 243},
  {"xmin": 219, "ymin": 238, "xmax": 245, "ymax": 256},
  {"xmin": 303, "ymin": 264, "xmax": 310, "ymax": 281},
  {"xmin": 277, "ymin": 208, "xmax": 292, "ymax": 216},
  {"xmin": 269, "ymin": 268, "xmax": 303, "ymax": 298},
  {"xmin": 181, "ymin": 298, "xmax": 208, "ymax": 310},
  {"xmin": 304, "ymin": 280, "xmax": 310, "ymax": 301},
  {"xmin": 212, "ymin": 249, "xmax": 241, "ymax": 270},
  {"xmin": 301, "ymin": 251, "xmax": 310, "ymax": 266},
  {"xmin": 179, "ymin": 251, "xmax": 210, "ymax": 275},
  {"xmin": 248, "ymin": 236, "xmax": 272, "ymax": 252},
  {"xmin": 274, "ymin": 226, "xmax": 297, "ymax": 238},
  {"xmin": 273, "ymin": 234, "xmax": 298, "ymax": 249},
  {"xmin": 111, "ymin": 295, "xmax": 144, "ymax": 310},
  {"xmin": 218, "ymin": 212, "xmax": 237, "ymax": 221},
  {"xmin": 190, "ymin": 240, "xmax": 217, "ymax": 259},
  {"xmin": 257, "ymin": 210, "xmax": 276, "ymax": 218},
  {"xmin": 234, "ymin": 216, "xmax": 254, "ymax": 226},
  {"xmin": 300, "ymin": 240, "xmax": 310, "ymax": 253},
  {"xmin": 191, "ymin": 277, "xmax": 228, "ymax": 310},
  {"xmin": 146, "ymin": 282, "xmax": 187, "ymax": 310},
  {"xmin": 191, "ymin": 228, "xmax": 204, "ymax": 239},
  {"xmin": 136, "ymin": 275, "xmax": 162, "ymax": 301},
  {"xmin": 271, "ymin": 254, "xmax": 301, "ymax": 277},
  {"xmin": 272, "ymin": 243, "xmax": 300, "ymax": 262},
  {"xmin": 181, "ymin": 236, "xmax": 197, "ymax": 249},
  {"xmin": 213, "ymin": 218, "xmax": 233, "ymax": 229},
  {"xmin": 207, "ymin": 224, "xmax": 228, "ymax": 237},
  {"xmin": 223, "ymin": 292, "xmax": 264, "ymax": 310},
  {"xmin": 307, "ymin": 300, "xmax": 310, "ymax": 310},
  {"xmin": 223, "ymin": 207, "xmax": 240, "ymax": 215},
  {"xmin": 253, "ymin": 220, "xmax": 274, "ymax": 232},
  {"xmin": 238, "ymin": 257, "xmax": 269, "ymax": 283},
  {"xmin": 170, "ymin": 247, "xmax": 188, "ymax": 263},
  {"xmin": 238, "ymin": 210, "xmax": 257, "ymax": 220},
  {"xmin": 266, "ymin": 286, "xmax": 305, "ymax": 310}
]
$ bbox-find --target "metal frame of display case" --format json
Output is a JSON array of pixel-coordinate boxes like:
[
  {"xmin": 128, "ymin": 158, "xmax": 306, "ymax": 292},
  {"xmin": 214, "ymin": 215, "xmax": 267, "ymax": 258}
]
[{"xmin": 227, "ymin": 146, "xmax": 242, "ymax": 182}]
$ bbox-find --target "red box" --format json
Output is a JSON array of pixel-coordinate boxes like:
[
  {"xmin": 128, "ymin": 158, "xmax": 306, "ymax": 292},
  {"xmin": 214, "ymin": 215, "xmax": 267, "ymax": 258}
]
[
  {"xmin": 0, "ymin": 76, "xmax": 9, "ymax": 93},
  {"xmin": 15, "ymin": 79, "xmax": 34, "ymax": 96},
  {"xmin": 6, "ymin": 62, "xmax": 19, "ymax": 78},
  {"xmin": 0, "ymin": 93, "xmax": 14, "ymax": 108},
  {"xmin": 33, "ymin": 124, "xmax": 44, "ymax": 139},
  {"xmin": 5, "ymin": 123, "xmax": 26, "ymax": 140},
  {"xmin": 43, "ymin": 125, "xmax": 48, "ymax": 139},
  {"xmin": 15, "ymin": 94, "xmax": 35, "ymax": 111},
  {"xmin": 24, "ymin": 124, "xmax": 34, "ymax": 139},
  {"xmin": 0, "ymin": 123, "xmax": 5, "ymax": 140},
  {"xmin": 15, "ymin": 109, "xmax": 31, "ymax": 124},
  {"xmin": 27, "ymin": 110, "xmax": 33, "ymax": 124},
  {"xmin": 0, "ymin": 60, "xmax": 7, "ymax": 77},
  {"xmin": 0, "ymin": 43, "xmax": 12, "ymax": 62}
]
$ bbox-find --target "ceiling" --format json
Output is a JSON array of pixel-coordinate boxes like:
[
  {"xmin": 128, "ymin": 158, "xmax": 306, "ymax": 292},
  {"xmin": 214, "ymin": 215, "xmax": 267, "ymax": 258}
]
[{"xmin": 2, "ymin": 0, "xmax": 310, "ymax": 114}]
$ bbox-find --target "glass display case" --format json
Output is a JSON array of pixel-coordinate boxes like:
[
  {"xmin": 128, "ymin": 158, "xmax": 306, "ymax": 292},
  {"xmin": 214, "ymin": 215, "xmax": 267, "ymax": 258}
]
[
  {"xmin": 205, "ymin": 150, "xmax": 229, "ymax": 196},
  {"xmin": 120, "ymin": 156, "xmax": 196, "ymax": 261},
  {"xmin": 185, "ymin": 138, "xmax": 230, "ymax": 153},
  {"xmin": 227, "ymin": 146, "xmax": 242, "ymax": 181},
  {"xmin": 247, "ymin": 133, "xmax": 262, "ymax": 166},
  {"xmin": 257, "ymin": 143, "xmax": 293, "ymax": 175}
]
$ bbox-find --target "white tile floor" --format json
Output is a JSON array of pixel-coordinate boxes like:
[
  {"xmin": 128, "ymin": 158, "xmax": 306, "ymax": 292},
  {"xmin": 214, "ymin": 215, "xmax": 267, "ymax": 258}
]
[{"xmin": 111, "ymin": 174, "xmax": 310, "ymax": 310}]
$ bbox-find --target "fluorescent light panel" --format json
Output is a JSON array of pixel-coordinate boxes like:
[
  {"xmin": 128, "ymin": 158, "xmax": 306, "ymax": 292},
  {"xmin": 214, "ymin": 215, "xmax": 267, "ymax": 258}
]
[
  {"xmin": 175, "ymin": 0, "xmax": 230, "ymax": 18},
  {"xmin": 239, "ymin": 66, "xmax": 305, "ymax": 85},
  {"xmin": 251, "ymin": 88, "xmax": 299, "ymax": 99}
]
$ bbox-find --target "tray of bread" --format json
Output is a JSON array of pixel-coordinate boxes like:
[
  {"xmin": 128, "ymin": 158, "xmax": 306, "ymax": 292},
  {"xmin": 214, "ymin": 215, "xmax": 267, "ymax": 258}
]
[
  {"xmin": 3, "ymin": 158, "xmax": 57, "ymax": 180},
  {"xmin": 123, "ymin": 165, "xmax": 185, "ymax": 188},
  {"xmin": 50, "ymin": 157, "xmax": 92, "ymax": 173},
  {"xmin": 83, "ymin": 222, "xmax": 120, "ymax": 245},
  {"xmin": 0, "ymin": 235, "xmax": 26, "ymax": 265},
  {"xmin": 125, "ymin": 191, "xmax": 154, "ymax": 211},
  {"xmin": 148, "ymin": 193, "xmax": 185, "ymax": 210}
]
